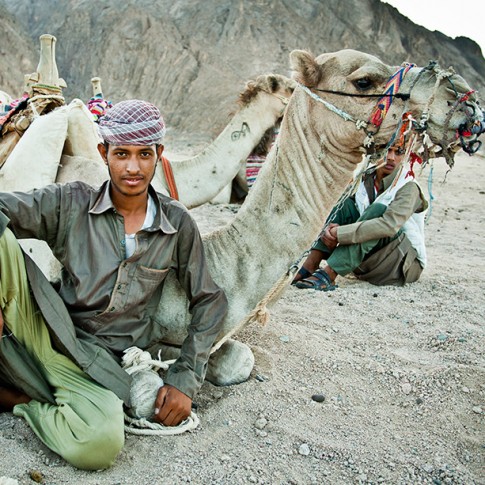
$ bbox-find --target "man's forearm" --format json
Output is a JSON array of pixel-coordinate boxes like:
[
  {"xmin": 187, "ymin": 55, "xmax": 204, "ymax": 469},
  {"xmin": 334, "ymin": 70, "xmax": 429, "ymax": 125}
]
[{"xmin": 164, "ymin": 289, "xmax": 228, "ymax": 398}]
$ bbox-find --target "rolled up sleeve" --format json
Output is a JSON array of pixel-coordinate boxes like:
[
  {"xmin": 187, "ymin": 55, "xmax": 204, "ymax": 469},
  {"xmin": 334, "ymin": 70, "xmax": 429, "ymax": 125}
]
[{"xmin": 337, "ymin": 182, "xmax": 427, "ymax": 245}]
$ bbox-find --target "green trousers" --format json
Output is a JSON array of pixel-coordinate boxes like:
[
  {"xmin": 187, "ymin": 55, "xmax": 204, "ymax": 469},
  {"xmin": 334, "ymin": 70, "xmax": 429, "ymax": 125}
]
[
  {"xmin": 312, "ymin": 199, "xmax": 399, "ymax": 276},
  {"xmin": 0, "ymin": 228, "xmax": 124, "ymax": 470}
]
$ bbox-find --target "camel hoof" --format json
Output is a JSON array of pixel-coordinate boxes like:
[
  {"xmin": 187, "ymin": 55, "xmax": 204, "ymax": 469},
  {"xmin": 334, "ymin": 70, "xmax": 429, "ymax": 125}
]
[{"xmin": 206, "ymin": 340, "xmax": 254, "ymax": 386}]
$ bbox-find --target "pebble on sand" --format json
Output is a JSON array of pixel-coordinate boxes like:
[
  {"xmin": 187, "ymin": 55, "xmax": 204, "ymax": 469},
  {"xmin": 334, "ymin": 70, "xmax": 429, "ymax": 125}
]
[{"xmin": 312, "ymin": 394, "xmax": 326, "ymax": 403}]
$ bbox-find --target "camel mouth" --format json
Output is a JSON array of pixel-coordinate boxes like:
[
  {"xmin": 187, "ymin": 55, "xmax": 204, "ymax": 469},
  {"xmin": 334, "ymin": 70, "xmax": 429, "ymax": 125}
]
[{"xmin": 456, "ymin": 116, "xmax": 485, "ymax": 155}]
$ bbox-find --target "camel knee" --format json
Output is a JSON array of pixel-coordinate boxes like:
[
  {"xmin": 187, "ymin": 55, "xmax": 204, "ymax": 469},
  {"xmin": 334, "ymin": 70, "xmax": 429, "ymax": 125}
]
[{"xmin": 206, "ymin": 339, "xmax": 254, "ymax": 386}]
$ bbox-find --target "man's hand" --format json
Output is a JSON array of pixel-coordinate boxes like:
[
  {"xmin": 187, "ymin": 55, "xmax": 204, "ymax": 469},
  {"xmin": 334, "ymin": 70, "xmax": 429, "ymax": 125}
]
[
  {"xmin": 320, "ymin": 223, "xmax": 339, "ymax": 250},
  {"xmin": 153, "ymin": 384, "xmax": 192, "ymax": 426}
]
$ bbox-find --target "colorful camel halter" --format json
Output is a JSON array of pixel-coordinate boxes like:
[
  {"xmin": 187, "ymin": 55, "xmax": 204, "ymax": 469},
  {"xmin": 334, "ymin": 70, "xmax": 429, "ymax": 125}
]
[
  {"xmin": 368, "ymin": 63, "xmax": 415, "ymax": 128},
  {"xmin": 297, "ymin": 62, "xmax": 414, "ymax": 147},
  {"xmin": 297, "ymin": 60, "xmax": 485, "ymax": 158}
]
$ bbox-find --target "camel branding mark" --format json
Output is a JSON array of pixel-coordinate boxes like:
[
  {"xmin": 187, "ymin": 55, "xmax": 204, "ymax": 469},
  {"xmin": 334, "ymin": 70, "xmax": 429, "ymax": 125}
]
[{"xmin": 231, "ymin": 122, "xmax": 250, "ymax": 141}]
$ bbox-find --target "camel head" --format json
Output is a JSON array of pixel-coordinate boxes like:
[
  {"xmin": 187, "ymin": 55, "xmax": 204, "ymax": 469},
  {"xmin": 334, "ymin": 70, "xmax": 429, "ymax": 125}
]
[
  {"xmin": 238, "ymin": 73, "xmax": 296, "ymax": 107},
  {"xmin": 290, "ymin": 49, "xmax": 484, "ymax": 166}
]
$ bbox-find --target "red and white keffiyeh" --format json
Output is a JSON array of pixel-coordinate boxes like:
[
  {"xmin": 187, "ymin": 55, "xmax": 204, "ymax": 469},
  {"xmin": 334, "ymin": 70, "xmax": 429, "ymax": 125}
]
[{"xmin": 98, "ymin": 99, "xmax": 166, "ymax": 146}]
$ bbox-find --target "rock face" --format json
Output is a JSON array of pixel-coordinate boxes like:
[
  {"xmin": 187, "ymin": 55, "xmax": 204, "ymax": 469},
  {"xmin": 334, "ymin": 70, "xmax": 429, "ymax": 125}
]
[
  {"xmin": 1, "ymin": 0, "xmax": 484, "ymax": 139},
  {"xmin": 0, "ymin": 3, "xmax": 37, "ymax": 97}
]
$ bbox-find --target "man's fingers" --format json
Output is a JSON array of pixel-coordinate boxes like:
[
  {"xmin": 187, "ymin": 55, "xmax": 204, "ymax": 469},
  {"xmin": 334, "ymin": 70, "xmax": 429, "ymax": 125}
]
[
  {"xmin": 152, "ymin": 385, "xmax": 192, "ymax": 426},
  {"xmin": 154, "ymin": 385, "xmax": 168, "ymax": 415},
  {"xmin": 161, "ymin": 409, "xmax": 186, "ymax": 427},
  {"xmin": 158, "ymin": 401, "xmax": 187, "ymax": 426}
]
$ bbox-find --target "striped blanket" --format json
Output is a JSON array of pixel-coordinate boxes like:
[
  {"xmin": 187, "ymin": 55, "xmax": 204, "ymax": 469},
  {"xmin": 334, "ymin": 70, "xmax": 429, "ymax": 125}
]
[{"xmin": 246, "ymin": 154, "xmax": 266, "ymax": 189}]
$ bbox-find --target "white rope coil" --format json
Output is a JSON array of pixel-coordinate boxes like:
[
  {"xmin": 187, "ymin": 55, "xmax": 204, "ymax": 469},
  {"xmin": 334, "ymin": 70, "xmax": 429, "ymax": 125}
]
[
  {"xmin": 121, "ymin": 347, "xmax": 199, "ymax": 436},
  {"xmin": 124, "ymin": 411, "xmax": 200, "ymax": 436},
  {"xmin": 122, "ymin": 346, "xmax": 174, "ymax": 375}
]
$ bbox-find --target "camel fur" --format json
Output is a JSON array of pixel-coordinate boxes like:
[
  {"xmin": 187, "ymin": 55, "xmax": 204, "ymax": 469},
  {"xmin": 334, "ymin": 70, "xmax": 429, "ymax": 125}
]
[
  {"xmin": 1, "ymin": 48, "xmax": 482, "ymax": 386},
  {"xmin": 150, "ymin": 49, "xmax": 483, "ymax": 382}
]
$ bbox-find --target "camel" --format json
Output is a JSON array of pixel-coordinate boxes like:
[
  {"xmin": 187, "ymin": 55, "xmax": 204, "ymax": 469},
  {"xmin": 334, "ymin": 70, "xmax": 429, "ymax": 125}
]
[
  {"xmin": 1, "ymin": 72, "xmax": 294, "ymax": 209},
  {"xmin": 148, "ymin": 49, "xmax": 483, "ymax": 383},
  {"xmin": 2, "ymin": 47, "xmax": 482, "ymax": 386},
  {"xmin": 82, "ymin": 75, "xmax": 293, "ymax": 205}
]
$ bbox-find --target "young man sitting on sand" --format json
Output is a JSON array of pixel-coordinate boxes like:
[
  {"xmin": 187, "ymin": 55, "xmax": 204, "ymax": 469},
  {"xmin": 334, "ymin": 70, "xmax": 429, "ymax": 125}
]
[
  {"xmin": 0, "ymin": 99, "xmax": 227, "ymax": 470},
  {"xmin": 292, "ymin": 141, "xmax": 428, "ymax": 290}
]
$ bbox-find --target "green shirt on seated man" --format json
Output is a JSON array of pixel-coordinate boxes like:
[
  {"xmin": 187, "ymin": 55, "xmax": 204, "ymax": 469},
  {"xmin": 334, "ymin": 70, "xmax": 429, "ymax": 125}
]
[{"xmin": 292, "ymin": 142, "xmax": 428, "ymax": 291}]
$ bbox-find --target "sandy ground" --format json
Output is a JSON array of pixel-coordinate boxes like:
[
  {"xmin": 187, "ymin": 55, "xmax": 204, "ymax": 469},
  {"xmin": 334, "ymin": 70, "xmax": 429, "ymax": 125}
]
[{"xmin": 0, "ymin": 149, "xmax": 484, "ymax": 484}]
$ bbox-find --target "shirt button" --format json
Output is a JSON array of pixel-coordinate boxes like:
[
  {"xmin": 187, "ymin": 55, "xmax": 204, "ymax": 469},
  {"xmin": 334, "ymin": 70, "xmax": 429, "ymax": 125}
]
[
  {"xmin": 117, "ymin": 285, "xmax": 122, "ymax": 290},
  {"xmin": 121, "ymin": 240, "xmax": 126, "ymax": 246},
  {"xmin": 110, "ymin": 307, "xmax": 115, "ymax": 312}
]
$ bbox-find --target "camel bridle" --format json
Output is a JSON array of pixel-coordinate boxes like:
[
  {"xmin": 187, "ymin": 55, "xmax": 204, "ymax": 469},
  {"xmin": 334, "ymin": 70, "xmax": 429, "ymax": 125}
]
[{"xmin": 297, "ymin": 60, "xmax": 485, "ymax": 160}]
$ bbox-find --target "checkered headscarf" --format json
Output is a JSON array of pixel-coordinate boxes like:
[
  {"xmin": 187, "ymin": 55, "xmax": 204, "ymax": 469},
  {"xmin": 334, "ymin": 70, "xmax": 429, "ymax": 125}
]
[{"xmin": 98, "ymin": 99, "xmax": 166, "ymax": 145}]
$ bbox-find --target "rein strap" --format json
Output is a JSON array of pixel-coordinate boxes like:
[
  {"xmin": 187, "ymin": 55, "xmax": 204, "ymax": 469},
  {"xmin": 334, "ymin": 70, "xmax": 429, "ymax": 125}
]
[
  {"xmin": 314, "ymin": 89, "xmax": 410, "ymax": 100},
  {"xmin": 368, "ymin": 63, "xmax": 415, "ymax": 127},
  {"xmin": 161, "ymin": 156, "xmax": 179, "ymax": 200}
]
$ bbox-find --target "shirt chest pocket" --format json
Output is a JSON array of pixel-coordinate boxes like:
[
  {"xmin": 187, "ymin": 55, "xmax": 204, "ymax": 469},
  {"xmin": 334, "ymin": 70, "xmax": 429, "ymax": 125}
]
[
  {"xmin": 126, "ymin": 265, "xmax": 170, "ymax": 307},
  {"xmin": 103, "ymin": 265, "xmax": 171, "ymax": 316}
]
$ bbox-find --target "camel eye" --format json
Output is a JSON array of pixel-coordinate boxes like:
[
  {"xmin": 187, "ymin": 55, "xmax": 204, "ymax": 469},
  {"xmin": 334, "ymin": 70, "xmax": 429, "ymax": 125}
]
[{"xmin": 354, "ymin": 78, "xmax": 373, "ymax": 91}]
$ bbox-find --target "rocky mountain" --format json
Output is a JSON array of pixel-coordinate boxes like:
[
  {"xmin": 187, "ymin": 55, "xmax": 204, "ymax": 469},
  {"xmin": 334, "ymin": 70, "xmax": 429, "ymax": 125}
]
[
  {"xmin": 1, "ymin": 0, "xmax": 484, "ymax": 141},
  {"xmin": 0, "ymin": 3, "xmax": 37, "ymax": 97}
]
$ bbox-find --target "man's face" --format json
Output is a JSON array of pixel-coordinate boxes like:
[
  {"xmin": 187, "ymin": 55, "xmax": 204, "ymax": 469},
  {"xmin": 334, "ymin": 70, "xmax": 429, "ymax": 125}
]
[
  {"xmin": 98, "ymin": 144, "xmax": 163, "ymax": 198},
  {"xmin": 381, "ymin": 146, "xmax": 404, "ymax": 175}
]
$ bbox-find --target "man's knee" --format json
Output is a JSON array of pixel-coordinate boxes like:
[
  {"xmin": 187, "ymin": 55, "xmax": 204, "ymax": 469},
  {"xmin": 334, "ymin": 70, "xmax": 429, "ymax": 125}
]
[{"xmin": 62, "ymin": 404, "xmax": 125, "ymax": 470}]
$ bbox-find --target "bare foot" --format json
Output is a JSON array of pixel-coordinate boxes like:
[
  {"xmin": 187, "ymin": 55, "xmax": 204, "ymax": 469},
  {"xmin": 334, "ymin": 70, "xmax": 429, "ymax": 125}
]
[{"xmin": 0, "ymin": 386, "xmax": 31, "ymax": 411}]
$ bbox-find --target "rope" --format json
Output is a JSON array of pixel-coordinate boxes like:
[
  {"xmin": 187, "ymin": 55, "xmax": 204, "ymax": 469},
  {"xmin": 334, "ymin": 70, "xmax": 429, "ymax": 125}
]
[
  {"xmin": 210, "ymin": 265, "xmax": 300, "ymax": 353},
  {"xmin": 121, "ymin": 347, "xmax": 199, "ymax": 436},
  {"xmin": 418, "ymin": 65, "xmax": 455, "ymax": 131},
  {"xmin": 297, "ymin": 83, "xmax": 366, "ymax": 127},
  {"xmin": 28, "ymin": 94, "xmax": 65, "ymax": 118},
  {"xmin": 122, "ymin": 346, "xmax": 173, "ymax": 375},
  {"xmin": 425, "ymin": 162, "xmax": 435, "ymax": 224},
  {"xmin": 272, "ymin": 93, "xmax": 290, "ymax": 106},
  {"xmin": 161, "ymin": 155, "xmax": 179, "ymax": 200},
  {"xmin": 124, "ymin": 412, "xmax": 200, "ymax": 436},
  {"xmin": 313, "ymin": 88, "xmax": 410, "ymax": 100}
]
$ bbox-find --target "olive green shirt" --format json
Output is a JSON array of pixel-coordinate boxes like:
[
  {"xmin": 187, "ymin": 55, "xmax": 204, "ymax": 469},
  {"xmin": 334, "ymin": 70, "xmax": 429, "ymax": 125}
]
[{"xmin": 0, "ymin": 181, "xmax": 228, "ymax": 403}]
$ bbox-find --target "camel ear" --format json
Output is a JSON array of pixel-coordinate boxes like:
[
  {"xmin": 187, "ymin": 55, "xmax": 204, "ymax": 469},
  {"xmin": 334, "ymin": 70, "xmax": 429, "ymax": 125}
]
[
  {"xmin": 267, "ymin": 74, "xmax": 280, "ymax": 93},
  {"xmin": 290, "ymin": 50, "xmax": 321, "ymax": 87}
]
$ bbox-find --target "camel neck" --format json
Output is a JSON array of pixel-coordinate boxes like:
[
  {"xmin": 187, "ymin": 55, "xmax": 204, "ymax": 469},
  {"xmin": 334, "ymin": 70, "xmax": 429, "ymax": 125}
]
[{"xmin": 231, "ymin": 87, "xmax": 359, "ymax": 251}]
